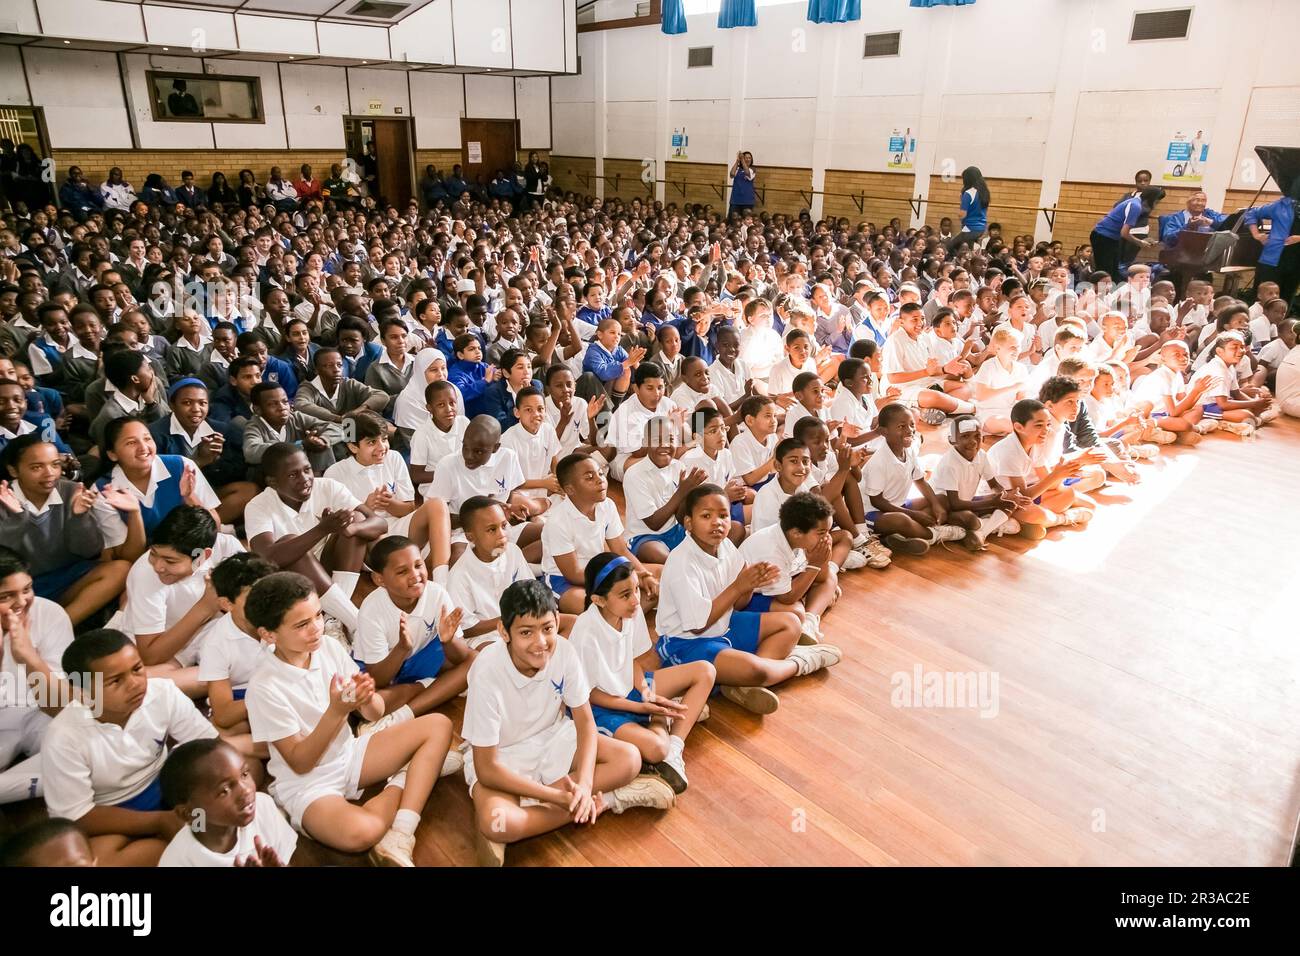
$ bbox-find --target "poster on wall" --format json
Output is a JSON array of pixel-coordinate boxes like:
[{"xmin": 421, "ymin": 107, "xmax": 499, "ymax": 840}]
[
  {"xmin": 468, "ymin": 141, "xmax": 482, "ymax": 164},
  {"xmin": 886, "ymin": 128, "xmax": 916, "ymax": 170},
  {"xmin": 1163, "ymin": 130, "xmax": 1208, "ymax": 184},
  {"xmin": 671, "ymin": 127, "xmax": 689, "ymax": 159}
]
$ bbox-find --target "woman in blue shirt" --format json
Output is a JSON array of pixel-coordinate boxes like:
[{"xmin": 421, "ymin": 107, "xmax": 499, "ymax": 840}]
[
  {"xmin": 948, "ymin": 166, "xmax": 990, "ymax": 253},
  {"xmin": 729, "ymin": 151, "xmax": 757, "ymax": 218},
  {"xmin": 1244, "ymin": 179, "xmax": 1300, "ymax": 306},
  {"xmin": 1090, "ymin": 186, "xmax": 1165, "ymax": 282}
]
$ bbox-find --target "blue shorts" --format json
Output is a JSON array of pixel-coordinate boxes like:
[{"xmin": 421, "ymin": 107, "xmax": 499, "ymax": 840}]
[
  {"xmin": 232, "ymin": 688, "xmax": 247, "ymax": 701},
  {"xmin": 729, "ymin": 499, "xmax": 746, "ymax": 524},
  {"xmin": 628, "ymin": 523, "xmax": 686, "ymax": 556},
  {"xmin": 33, "ymin": 558, "xmax": 98, "ymax": 601},
  {"xmin": 749, "ymin": 473, "xmax": 775, "ymax": 493},
  {"xmin": 1151, "ymin": 411, "xmax": 1169, "ymax": 419},
  {"xmin": 865, "ymin": 497, "xmax": 920, "ymax": 525},
  {"xmin": 1202, "ymin": 402, "xmax": 1224, "ymax": 419},
  {"xmin": 549, "ymin": 574, "xmax": 576, "ymax": 597},
  {"xmin": 115, "ymin": 775, "xmax": 165, "ymax": 812},
  {"xmin": 655, "ymin": 610, "xmax": 762, "ymax": 666},
  {"xmin": 742, "ymin": 593, "xmax": 774, "ymax": 612},
  {"xmin": 356, "ymin": 639, "xmax": 446, "ymax": 685},
  {"xmin": 591, "ymin": 676, "xmax": 653, "ymax": 736}
]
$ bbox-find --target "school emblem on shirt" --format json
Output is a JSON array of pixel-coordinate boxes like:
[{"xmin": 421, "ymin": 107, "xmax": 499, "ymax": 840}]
[
  {"xmin": 495, "ymin": 477, "xmax": 507, "ymax": 491},
  {"xmin": 154, "ymin": 737, "xmax": 166, "ymax": 754},
  {"xmin": 551, "ymin": 677, "xmax": 565, "ymax": 697},
  {"xmin": 424, "ymin": 619, "xmax": 437, "ymax": 640}
]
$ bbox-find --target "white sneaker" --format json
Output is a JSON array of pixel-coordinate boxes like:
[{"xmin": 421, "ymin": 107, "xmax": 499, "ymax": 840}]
[
  {"xmin": 721, "ymin": 684, "xmax": 779, "ymax": 714},
  {"xmin": 357, "ymin": 704, "xmax": 414, "ymax": 738},
  {"xmin": 1217, "ymin": 419, "xmax": 1256, "ymax": 438},
  {"xmin": 999, "ymin": 517, "xmax": 1021, "ymax": 536},
  {"xmin": 441, "ymin": 747, "xmax": 465, "ymax": 778},
  {"xmin": 788, "ymin": 643, "xmax": 843, "ymax": 677},
  {"xmin": 799, "ymin": 611, "xmax": 822, "ymax": 645},
  {"xmin": 1151, "ymin": 428, "xmax": 1178, "ymax": 445},
  {"xmin": 1192, "ymin": 419, "xmax": 1220, "ymax": 435},
  {"xmin": 863, "ymin": 536, "xmax": 893, "ymax": 568},
  {"xmin": 929, "ymin": 524, "xmax": 967, "ymax": 543},
  {"xmin": 606, "ymin": 774, "xmax": 676, "ymax": 814},
  {"xmin": 1061, "ymin": 507, "xmax": 1093, "ymax": 527},
  {"xmin": 369, "ymin": 828, "xmax": 416, "ymax": 867},
  {"xmin": 1128, "ymin": 443, "xmax": 1159, "ymax": 460},
  {"xmin": 920, "ymin": 406, "xmax": 947, "ymax": 426},
  {"xmin": 851, "ymin": 530, "xmax": 870, "ymax": 549},
  {"xmin": 1258, "ymin": 404, "xmax": 1280, "ymax": 424},
  {"xmin": 653, "ymin": 746, "xmax": 689, "ymax": 794},
  {"xmin": 842, "ymin": 548, "xmax": 869, "ymax": 571}
]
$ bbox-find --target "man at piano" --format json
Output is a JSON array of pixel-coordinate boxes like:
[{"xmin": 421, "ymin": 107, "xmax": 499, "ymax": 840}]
[
  {"xmin": 1159, "ymin": 192, "xmax": 1228, "ymax": 247},
  {"xmin": 1242, "ymin": 179, "xmax": 1300, "ymax": 308}
]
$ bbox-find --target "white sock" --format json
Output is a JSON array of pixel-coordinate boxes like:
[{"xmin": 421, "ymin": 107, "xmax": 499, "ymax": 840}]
[
  {"xmin": 320, "ymin": 584, "xmax": 359, "ymax": 634},
  {"xmin": 387, "ymin": 769, "xmax": 408, "ymax": 791},
  {"xmin": 667, "ymin": 735, "xmax": 685, "ymax": 759},
  {"xmin": 391, "ymin": 704, "xmax": 415, "ymax": 722},
  {"xmin": 976, "ymin": 511, "xmax": 1009, "ymax": 539},
  {"xmin": 392, "ymin": 808, "xmax": 420, "ymax": 835},
  {"xmin": 331, "ymin": 570, "xmax": 360, "ymax": 599},
  {"xmin": 827, "ymin": 561, "xmax": 840, "ymax": 575},
  {"xmin": 951, "ymin": 399, "xmax": 976, "ymax": 415},
  {"xmin": 430, "ymin": 564, "xmax": 449, "ymax": 586},
  {"xmin": 854, "ymin": 522, "xmax": 871, "ymax": 537}
]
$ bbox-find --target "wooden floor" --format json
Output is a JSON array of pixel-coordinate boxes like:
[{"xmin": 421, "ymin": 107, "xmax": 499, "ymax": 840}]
[{"xmin": 399, "ymin": 416, "xmax": 1300, "ymax": 867}]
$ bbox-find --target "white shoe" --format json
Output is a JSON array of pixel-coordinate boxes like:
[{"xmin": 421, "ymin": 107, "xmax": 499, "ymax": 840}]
[
  {"xmin": 369, "ymin": 828, "xmax": 416, "ymax": 867},
  {"xmin": 863, "ymin": 536, "xmax": 892, "ymax": 568},
  {"xmin": 1217, "ymin": 419, "xmax": 1256, "ymax": 438},
  {"xmin": 920, "ymin": 406, "xmax": 947, "ymax": 426},
  {"xmin": 851, "ymin": 531, "xmax": 870, "ymax": 549},
  {"xmin": 1061, "ymin": 507, "xmax": 1093, "ymax": 527},
  {"xmin": 1128, "ymin": 443, "xmax": 1159, "ymax": 460},
  {"xmin": 842, "ymin": 548, "xmax": 869, "ymax": 571},
  {"xmin": 1151, "ymin": 428, "xmax": 1178, "ymax": 445},
  {"xmin": 440, "ymin": 747, "xmax": 465, "ymax": 778},
  {"xmin": 1192, "ymin": 419, "xmax": 1220, "ymax": 435},
  {"xmin": 799, "ymin": 611, "xmax": 822, "ymax": 645},
  {"xmin": 606, "ymin": 774, "xmax": 676, "ymax": 814},
  {"xmin": 999, "ymin": 517, "xmax": 1021, "ymax": 536},
  {"xmin": 720, "ymin": 684, "xmax": 779, "ymax": 714},
  {"xmin": 357, "ymin": 704, "xmax": 414, "ymax": 738},
  {"xmin": 1258, "ymin": 404, "xmax": 1280, "ymax": 424},
  {"xmin": 929, "ymin": 524, "xmax": 967, "ymax": 543},
  {"xmin": 653, "ymin": 747, "xmax": 689, "ymax": 794},
  {"xmin": 788, "ymin": 643, "xmax": 843, "ymax": 677}
]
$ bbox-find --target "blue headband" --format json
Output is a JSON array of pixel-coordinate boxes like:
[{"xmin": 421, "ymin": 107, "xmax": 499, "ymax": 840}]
[{"xmin": 591, "ymin": 555, "xmax": 630, "ymax": 593}]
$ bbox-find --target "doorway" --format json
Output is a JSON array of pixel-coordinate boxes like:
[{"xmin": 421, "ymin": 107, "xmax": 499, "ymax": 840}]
[
  {"xmin": 343, "ymin": 116, "xmax": 415, "ymax": 207},
  {"xmin": 0, "ymin": 105, "xmax": 53, "ymax": 213},
  {"xmin": 460, "ymin": 118, "xmax": 519, "ymax": 194}
]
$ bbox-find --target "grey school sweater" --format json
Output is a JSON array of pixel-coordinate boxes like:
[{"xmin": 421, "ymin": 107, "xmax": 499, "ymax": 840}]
[{"xmin": 0, "ymin": 478, "xmax": 107, "ymax": 577}]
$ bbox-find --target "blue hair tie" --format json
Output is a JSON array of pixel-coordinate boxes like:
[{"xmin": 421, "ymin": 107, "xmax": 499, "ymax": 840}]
[{"xmin": 591, "ymin": 555, "xmax": 630, "ymax": 593}]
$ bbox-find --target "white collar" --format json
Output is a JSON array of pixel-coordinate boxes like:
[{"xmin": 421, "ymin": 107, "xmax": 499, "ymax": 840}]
[
  {"xmin": 12, "ymin": 480, "xmax": 62, "ymax": 515},
  {"xmin": 169, "ymin": 416, "xmax": 217, "ymax": 443},
  {"xmin": 0, "ymin": 419, "xmax": 35, "ymax": 440}
]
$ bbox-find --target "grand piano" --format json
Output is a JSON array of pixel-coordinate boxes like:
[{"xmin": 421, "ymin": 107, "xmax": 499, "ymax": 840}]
[{"xmin": 1158, "ymin": 145, "xmax": 1300, "ymax": 295}]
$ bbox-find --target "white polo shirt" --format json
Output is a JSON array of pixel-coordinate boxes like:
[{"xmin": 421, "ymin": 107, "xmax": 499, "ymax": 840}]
[
  {"xmin": 861, "ymin": 441, "xmax": 923, "ymax": 506},
  {"xmin": 1277, "ymin": 345, "xmax": 1300, "ymax": 410},
  {"xmin": 607, "ymin": 394, "xmax": 676, "ymax": 455},
  {"xmin": 461, "ymin": 638, "xmax": 591, "ymax": 751},
  {"xmin": 622, "ymin": 457, "xmax": 683, "ymax": 539},
  {"xmin": 97, "ymin": 458, "xmax": 220, "ymax": 549},
  {"xmin": 730, "ymin": 428, "xmax": 776, "ymax": 477},
  {"xmin": 767, "ymin": 356, "xmax": 815, "ymax": 395},
  {"xmin": 445, "ymin": 543, "xmax": 532, "ymax": 638},
  {"xmin": 197, "ymin": 613, "xmax": 272, "ymax": 692},
  {"xmin": 987, "ymin": 433, "xmax": 1038, "ymax": 484},
  {"xmin": 972, "ymin": 356, "xmax": 1029, "ymax": 421},
  {"xmin": 670, "ymin": 381, "xmax": 716, "ymax": 411},
  {"xmin": 680, "ymin": 445, "xmax": 737, "ymax": 487},
  {"xmin": 752, "ymin": 475, "xmax": 815, "ymax": 532},
  {"xmin": 121, "ymin": 534, "xmax": 244, "ymax": 659},
  {"xmin": 1130, "ymin": 364, "xmax": 1185, "ymax": 409},
  {"xmin": 738, "ymin": 523, "xmax": 808, "ymax": 597},
  {"xmin": 244, "ymin": 478, "xmax": 361, "ymax": 546},
  {"xmin": 159, "ymin": 791, "xmax": 297, "ymax": 867},
  {"xmin": 500, "ymin": 421, "xmax": 561, "ymax": 495},
  {"xmin": 324, "ymin": 451, "xmax": 415, "ymax": 526},
  {"xmin": 881, "ymin": 328, "xmax": 937, "ymax": 391},
  {"xmin": 709, "ymin": 357, "xmax": 750, "ymax": 404},
  {"xmin": 1188, "ymin": 356, "xmax": 1239, "ymax": 402},
  {"xmin": 41, "ymin": 678, "xmax": 218, "ymax": 819},
  {"xmin": 540, "ymin": 496, "xmax": 624, "ymax": 577},
  {"xmin": 353, "ymin": 581, "xmax": 462, "ymax": 667},
  {"xmin": 930, "ymin": 447, "xmax": 995, "ymax": 501},
  {"xmin": 782, "ymin": 400, "xmax": 825, "ymax": 438},
  {"xmin": 568, "ymin": 604, "xmax": 652, "ymax": 699},
  {"xmin": 429, "ymin": 448, "xmax": 525, "ymax": 513},
  {"xmin": 408, "ymin": 414, "xmax": 469, "ymax": 497},
  {"xmin": 245, "ymin": 637, "xmax": 360, "ymax": 797},
  {"xmin": 827, "ymin": 386, "xmax": 876, "ymax": 433},
  {"xmin": 545, "ymin": 395, "xmax": 589, "ymax": 458},
  {"xmin": 1, "ymin": 597, "xmax": 74, "ymax": 710},
  {"xmin": 656, "ymin": 535, "xmax": 745, "ymax": 639}
]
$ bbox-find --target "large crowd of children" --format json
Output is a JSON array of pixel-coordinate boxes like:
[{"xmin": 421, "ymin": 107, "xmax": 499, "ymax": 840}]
[{"xmin": 0, "ymin": 162, "xmax": 1293, "ymax": 868}]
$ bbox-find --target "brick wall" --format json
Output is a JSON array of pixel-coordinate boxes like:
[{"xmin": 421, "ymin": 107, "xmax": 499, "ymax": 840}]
[
  {"xmin": 51, "ymin": 149, "xmax": 349, "ymax": 192},
  {"xmin": 753, "ymin": 166, "xmax": 813, "ymax": 214},
  {"xmin": 603, "ymin": 158, "xmax": 655, "ymax": 203},
  {"xmin": 1224, "ymin": 187, "xmax": 1280, "ymax": 212},
  {"xmin": 549, "ymin": 155, "xmax": 597, "ymax": 197},
  {"xmin": 927, "ymin": 175, "xmax": 1043, "ymax": 241},
  {"xmin": 413, "ymin": 149, "xmax": 462, "ymax": 173},
  {"xmin": 663, "ymin": 161, "xmax": 727, "ymax": 209},
  {"xmin": 822, "ymin": 170, "xmax": 916, "ymax": 226}
]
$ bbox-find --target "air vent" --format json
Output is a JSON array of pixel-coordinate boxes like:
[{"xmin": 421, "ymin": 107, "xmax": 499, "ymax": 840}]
[
  {"xmin": 863, "ymin": 32, "xmax": 901, "ymax": 58},
  {"xmin": 687, "ymin": 47, "xmax": 713, "ymax": 69},
  {"xmin": 1130, "ymin": 8, "xmax": 1192, "ymax": 41},
  {"xmin": 347, "ymin": 1, "xmax": 411, "ymax": 20},
  {"xmin": 636, "ymin": 1, "xmax": 651, "ymax": 15}
]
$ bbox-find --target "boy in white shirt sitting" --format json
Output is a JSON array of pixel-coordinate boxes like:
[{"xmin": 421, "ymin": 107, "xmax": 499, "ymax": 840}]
[
  {"xmin": 882, "ymin": 303, "xmax": 975, "ymax": 425},
  {"xmin": 930, "ymin": 416, "xmax": 1025, "ymax": 549},
  {"xmin": 606, "ymin": 362, "xmax": 679, "ymax": 481},
  {"xmin": 986, "ymin": 399, "xmax": 1097, "ymax": 539},
  {"xmin": 861, "ymin": 404, "xmax": 969, "ymax": 555},
  {"xmin": 730, "ymin": 395, "xmax": 780, "ymax": 489},
  {"xmin": 670, "ymin": 356, "xmax": 732, "ymax": 422},
  {"xmin": 1188, "ymin": 333, "xmax": 1280, "ymax": 437},
  {"xmin": 781, "ymin": 371, "xmax": 829, "ymax": 438},
  {"xmin": 200, "ymin": 553, "xmax": 276, "ymax": 750},
  {"xmin": 354, "ymin": 535, "xmax": 475, "ymax": 726},
  {"xmin": 624, "ymin": 417, "xmax": 714, "ymax": 562},
  {"xmin": 751, "ymin": 437, "xmax": 816, "ymax": 534},
  {"xmin": 244, "ymin": 572, "xmax": 456, "ymax": 867},
  {"xmin": 543, "ymin": 365, "xmax": 611, "ymax": 465},
  {"xmin": 408, "ymin": 380, "xmax": 469, "ymax": 498},
  {"xmin": 709, "ymin": 325, "xmax": 751, "ymax": 405},
  {"xmin": 680, "ymin": 406, "xmax": 752, "ymax": 525},
  {"xmin": 158, "ymin": 738, "xmax": 298, "ymax": 867},
  {"xmin": 463, "ymin": 579, "xmax": 674, "ymax": 867},
  {"xmin": 1129, "ymin": 339, "xmax": 1214, "ymax": 443},
  {"xmin": 120, "ymin": 504, "xmax": 244, "ymax": 698},
  {"xmin": 445, "ymin": 496, "xmax": 545, "ymax": 648},
  {"xmin": 500, "ymin": 386, "xmax": 562, "ymax": 507},
  {"xmin": 326, "ymin": 410, "xmax": 451, "ymax": 579},
  {"xmin": 42, "ymin": 629, "xmax": 219, "ymax": 866}
]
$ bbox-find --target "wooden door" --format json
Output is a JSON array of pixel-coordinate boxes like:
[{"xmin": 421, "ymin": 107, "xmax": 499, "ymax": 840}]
[
  {"xmin": 372, "ymin": 118, "xmax": 413, "ymax": 206},
  {"xmin": 460, "ymin": 118, "xmax": 519, "ymax": 194}
]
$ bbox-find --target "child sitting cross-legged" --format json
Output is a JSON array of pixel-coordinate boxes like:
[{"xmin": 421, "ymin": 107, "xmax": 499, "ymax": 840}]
[
  {"xmin": 791, "ymin": 416, "xmax": 888, "ymax": 568},
  {"xmin": 499, "ymin": 386, "xmax": 562, "ymax": 511},
  {"xmin": 463, "ymin": 579, "xmax": 675, "ymax": 867},
  {"xmin": 1128, "ymin": 339, "xmax": 1214, "ymax": 443},
  {"xmin": 571, "ymin": 552, "xmax": 714, "ymax": 794},
  {"xmin": 656, "ymin": 483, "xmax": 842, "ymax": 716},
  {"xmin": 158, "ymin": 738, "xmax": 298, "ymax": 867},
  {"xmin": 680, "ymin": 406, "xmax": 753, "ymax": 526},
  {"xmin": 929, "ymin": 415, "xmax": 1027, "ymax": 550},
  {"xmin": 353, "ymin": 535, "xmax": 476, "ymax": 730},
  {"xmin": 624, "ymin": 416, "xmax": 721, "ymax": 562},
  {"xmin": 244, "ymin": 571, "xmax": 456, "ymax": 867}
]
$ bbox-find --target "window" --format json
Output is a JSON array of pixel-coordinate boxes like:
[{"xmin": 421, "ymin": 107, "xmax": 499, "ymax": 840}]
[{"xmin": 147, "ymin": 71, "xmax": 265, "ymax": 124}]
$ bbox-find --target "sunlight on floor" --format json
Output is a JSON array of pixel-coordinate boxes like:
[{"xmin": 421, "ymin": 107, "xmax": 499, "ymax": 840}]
[{"xmin": 1023, "ymin": 454, "xmax": 1201, "ymax": 574}]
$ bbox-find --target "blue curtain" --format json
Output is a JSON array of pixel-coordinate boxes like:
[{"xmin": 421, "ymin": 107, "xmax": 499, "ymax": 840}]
[
  {"xmin": 662, "ymin": 0, "xmax": 687, "ymax": 34},
  {"xmin": 910, "ymin": 0, "xmax": 975, "ymax": 7},
  {"xmin": 718, "ymin": 0, "xmax": 757, "ymax": 29},
  {"xmin": 807, "ymin": 0, "xmax": 861, "ymax": 23}
]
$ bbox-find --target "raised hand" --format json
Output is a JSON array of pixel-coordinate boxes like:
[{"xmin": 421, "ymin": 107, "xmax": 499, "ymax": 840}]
[
  {"xmin": 235, "ymin": 836, "xmax": 285, "ymax": 868},
  {"xmin": 99, "ymin": 485, "xmax": 142, "ymax": 512},
  {"xmin": 0, "ymin": 480, "xmax": 22, "ymax": 514},
  {"xmin": 438, "ymin": 605, "xmax": 464, "ymax": 643}
]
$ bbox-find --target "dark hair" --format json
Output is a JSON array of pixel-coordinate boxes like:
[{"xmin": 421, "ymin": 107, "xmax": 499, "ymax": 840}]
[
  {"xmin": 691, "ymin": 405, "xmax": 723, "ymax": 434},
  {"xmin": 792, "ymin": 415, "xmax": 829, "ymax": 444},
  {"xmin": 452, "ymin": 332, "xmax": 480, "ymax": 356},
  {"xmin": 346, "ymin": 408, "xmax": 387, "ymax": 443},
  {"xmin": 499, "ymin": 578, "xmax": 557, "ymax": 633},
  {"xmin": 160, "ymin": 738, "xmax": 229, "ymax": 808},
  {"xmin": 425, "ymin": 378, "xmax": 455, "ymax": 403},
  {"xmin": 791, "ymin": 370, "xmax": 820, "ymax": 393},
  {"xmin": 514, "ymin": 385, "xmax": 543, "ymax": 408},
  {"xmin": 784, "ymin": 328, "xmax": 809, "ymax": 346},
  {"xmin": 250, "ymin": 381, "xmax": 286, "ymax": 405},
  {"xmin": 260, "ymin": 441, "xmax": 307, "ymax": 480},
  {"xmin": 682, "ymin": 481, "xmax": 726, "ymax": 516},
  {"xmin": 211, "ymin": 552, "xmax": 278, "ymax": 602},
  {"xmin": 848, "ymin": 339, "xmax": 878, "ymax": 361},
  {"xmin": 460, "ymin": 494, "xmax": 506, "ymax": 531},
  {"xmin": 244, "ymin": 571, "xmax": 316, "ymax": 632},
  {"xmin": 235, "ymin": 329, "xmax": 268, "ymax": 352},
  {"xmin": 1139, "ymin": 186, "xmax": 1166, "ymax": 209},
  {"xmin": 1038, "ymin": 375, "xmax": 1081, "ymax": 405},
  {"xmin": 739, "ymin": 394, "xmax": 774, "ymax": 420},
  {"xmin": 778, "ymin": 491, "xmax": 833, "ymax": 534},
  {"xmin": 583, "ymin": 551, "xmax": 634, "ymax": 609},
  {"xmin": 0, "ymin": 544, "xmax": 30, "ymax": 581},
  {"xmin": 633, "ymin": 361, "xmax": 665, "ymax": 387},
  {"xmin": 228, "ymin": 356, "xmax": 262, "ymax": 380},
  {"xmin": 877, "ymin": 402, "xmax": 911, "ymax": 428},
  {"xmin": 543, "ymin": 363, "xmax": 573, "ymax": 385},
  {"xmin": 101, "ymin": 414, "xmax": 150, "ymax": 453},
  {"xmin": 151, "ymin": 504, "xmax": 218, "ymax": 557},
  {"xmin": 555, "ymin": 451, "xmax": 593, "ymax": 488},
  {"xmin": 1010, "ymin": 398, "xmax": 1045, "ymax": 425},
  {"xmin": 961, "ymin": 166, "xmax": 990, "ymax": 209},
  {"xmin": 369, "ymin": 534, "xmax": 419, "ymax": 573},
  {"xmin": 62, "ymin": 628, "xmax": 133, "ymax": 683},
  {"xmin": 103, "ymin": 348, "xmax": 147, "ymax": 390},
  {"xmin": 775, "ymin": 437, "xmax": 807, "ymax": 461},
  {"xmin": 0, "ymin": 818, "xmax": 88, "ymax": 867},
  {"xmin": 1, "ymin": 432, "xmax": 52, "ymax": 476}
]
